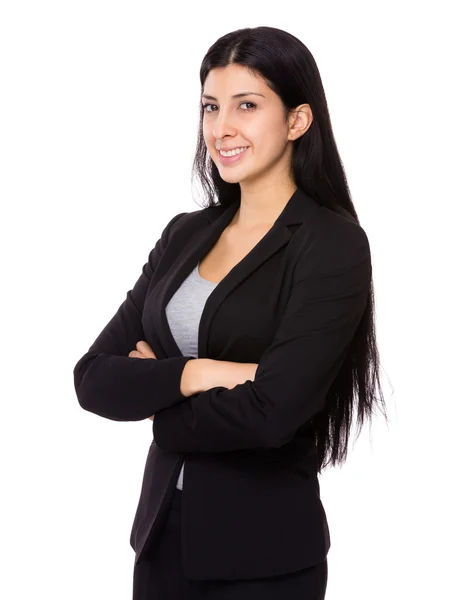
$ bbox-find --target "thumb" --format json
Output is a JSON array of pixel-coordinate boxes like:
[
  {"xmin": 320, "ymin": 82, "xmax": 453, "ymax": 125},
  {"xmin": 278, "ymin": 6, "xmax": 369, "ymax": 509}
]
[{"xmin": 136, "ymin": 340, "xmax": 157, "ymax": 359}]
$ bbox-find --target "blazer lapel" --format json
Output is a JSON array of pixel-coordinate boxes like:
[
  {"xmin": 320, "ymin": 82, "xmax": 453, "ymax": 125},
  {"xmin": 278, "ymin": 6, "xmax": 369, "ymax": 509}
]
[
  {"xmin": 154, "ymin": 186, "xmax": 315, "ymax": 360},
  {"xmin": 134, "ymin": 187, "xmax": 318, "ymax": 566}
]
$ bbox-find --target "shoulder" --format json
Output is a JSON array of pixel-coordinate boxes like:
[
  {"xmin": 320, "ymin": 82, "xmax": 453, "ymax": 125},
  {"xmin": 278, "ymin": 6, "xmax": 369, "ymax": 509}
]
[
  {"xmin": 318, "ymin": 205, "xmax": 370, "ymax": 250},
  {"xmin": 296, "ymin": 205, "xmax": 371, "ymax": 280},
  {"xmin": 159, "ymin": 205, "xmax": 210, "ymax": 242}
]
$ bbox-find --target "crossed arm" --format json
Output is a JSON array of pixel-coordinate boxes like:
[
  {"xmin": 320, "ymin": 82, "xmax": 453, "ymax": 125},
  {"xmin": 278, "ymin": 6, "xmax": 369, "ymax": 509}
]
[
  {"xmin": 128, "ymin": 341, "xmax": 258, "ymax": 421},
  {"xmin": 75, "ymin": 212, "xmax": 370, "ymax": 446}
]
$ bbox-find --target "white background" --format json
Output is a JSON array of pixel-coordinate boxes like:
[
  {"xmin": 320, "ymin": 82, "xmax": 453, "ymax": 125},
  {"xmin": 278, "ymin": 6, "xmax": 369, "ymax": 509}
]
[{"xmin": 1, "ymin": 1, "xmax": 470, "ymax": 599}]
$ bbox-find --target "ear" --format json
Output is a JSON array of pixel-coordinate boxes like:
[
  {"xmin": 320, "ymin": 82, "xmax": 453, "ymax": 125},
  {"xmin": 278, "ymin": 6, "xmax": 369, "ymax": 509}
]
[{"xmin": 287, "ymin": 104, "xmax": 313, "ymax": 141}]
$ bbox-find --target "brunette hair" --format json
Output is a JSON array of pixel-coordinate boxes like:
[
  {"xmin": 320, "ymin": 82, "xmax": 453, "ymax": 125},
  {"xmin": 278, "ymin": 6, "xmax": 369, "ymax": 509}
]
[{"xmin": 191, "ymin": 26, "xmax": 388, "ymax": 470}]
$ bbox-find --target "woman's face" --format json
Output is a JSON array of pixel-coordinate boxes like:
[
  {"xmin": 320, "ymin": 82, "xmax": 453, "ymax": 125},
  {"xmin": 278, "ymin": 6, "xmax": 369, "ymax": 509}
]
[{"xmin": 201, "ymin": 64, "xmax": 294, "ymax": 186}]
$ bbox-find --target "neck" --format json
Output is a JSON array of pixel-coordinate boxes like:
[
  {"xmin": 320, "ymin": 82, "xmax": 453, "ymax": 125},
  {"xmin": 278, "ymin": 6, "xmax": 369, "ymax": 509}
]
[{"xmin": 232, "ymin": 180, "xmax": 297, "ymax": 231}]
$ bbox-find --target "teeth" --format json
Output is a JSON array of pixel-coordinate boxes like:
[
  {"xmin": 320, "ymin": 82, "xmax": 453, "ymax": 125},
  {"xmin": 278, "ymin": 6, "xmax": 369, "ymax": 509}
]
[{"xmin": 219, "ymin": 146, "xmax": 248, "ymax": 157}]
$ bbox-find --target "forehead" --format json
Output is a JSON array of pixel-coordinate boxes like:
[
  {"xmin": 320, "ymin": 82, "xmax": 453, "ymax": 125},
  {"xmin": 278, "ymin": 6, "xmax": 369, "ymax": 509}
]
[{"xmin": 203, "ymin": 64, "xmax": 268, "ymax": 96}]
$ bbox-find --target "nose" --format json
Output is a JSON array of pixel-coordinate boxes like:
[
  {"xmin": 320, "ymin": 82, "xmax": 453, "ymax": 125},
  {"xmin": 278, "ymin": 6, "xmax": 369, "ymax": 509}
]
[{"xmin": 212, "ymin": 106, "xmax": 238, "ymax": 141}]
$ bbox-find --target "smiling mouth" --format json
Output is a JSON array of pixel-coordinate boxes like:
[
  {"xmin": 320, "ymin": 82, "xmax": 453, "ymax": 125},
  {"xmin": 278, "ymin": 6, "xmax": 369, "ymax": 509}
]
[
  {"xmin": 218, "ymin": 146, "xmax": 249, "ymax": 157},
  {"xmin": 217, "ymin": 147, "xmax": 250, "ymax": 165}
]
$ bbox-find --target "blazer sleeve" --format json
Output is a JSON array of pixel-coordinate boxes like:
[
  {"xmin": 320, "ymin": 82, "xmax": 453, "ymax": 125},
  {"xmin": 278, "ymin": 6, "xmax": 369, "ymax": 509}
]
[
  {"xmin": 73, "ymin": 211, "xmax": 196, "ymax": 421},
  {"xmin": 152, "ymin": 222, "xmax": 372, "ymax": 452}
]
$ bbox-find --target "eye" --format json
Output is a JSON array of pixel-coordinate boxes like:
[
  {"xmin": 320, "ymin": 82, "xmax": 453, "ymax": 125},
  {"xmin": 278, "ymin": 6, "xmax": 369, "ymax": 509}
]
[
  {"xmin": 202, "ymin": 103, "xmax": 217, "ymax": 112},
  {"xmin": 201, "ymin": 102, "xmax": 257, "ymax": 113}
]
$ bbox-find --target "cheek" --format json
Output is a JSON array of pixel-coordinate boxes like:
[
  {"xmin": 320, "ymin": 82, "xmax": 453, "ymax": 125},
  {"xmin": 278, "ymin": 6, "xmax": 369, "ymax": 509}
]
[
  {"xmin": 247, "ymin": 121, "xmax": 282, "ymax": 152},
  {"xmin": 202, "ymin": 119, "xmax": 214, "ymax": 138},
  {"xmin": 202, "ymin": 124, "xmax": 211, "ymax": 145}
]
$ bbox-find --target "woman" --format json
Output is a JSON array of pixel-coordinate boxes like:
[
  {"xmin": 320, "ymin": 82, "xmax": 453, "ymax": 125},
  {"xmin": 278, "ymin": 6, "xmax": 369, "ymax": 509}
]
[{"xmin": 74, "ymin": 26, "xmax": 387, "ymax": 599}]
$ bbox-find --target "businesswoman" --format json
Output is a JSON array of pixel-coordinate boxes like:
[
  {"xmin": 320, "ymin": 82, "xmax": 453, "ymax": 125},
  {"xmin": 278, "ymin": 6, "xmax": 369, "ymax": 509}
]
[{"xmin": 73, "ymin": 26, "xmax": 387, "ymax": 600}]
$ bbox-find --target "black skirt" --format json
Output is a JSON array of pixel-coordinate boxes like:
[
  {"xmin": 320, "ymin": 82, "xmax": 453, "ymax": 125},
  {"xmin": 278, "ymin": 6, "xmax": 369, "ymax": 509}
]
[{"xmin": 132, "ymin": 487, "xmax": 328, "ymax": 600}]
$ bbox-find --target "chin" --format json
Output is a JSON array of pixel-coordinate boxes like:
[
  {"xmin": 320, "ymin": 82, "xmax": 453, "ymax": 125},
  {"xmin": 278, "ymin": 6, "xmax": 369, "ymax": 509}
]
[
  {"xmin": 220, "ymin": 175, "xmax": 244, "ymax": 185},
  {"xmin": 216, "ymin": 166, "xmax": 244, "ymax": 181}
]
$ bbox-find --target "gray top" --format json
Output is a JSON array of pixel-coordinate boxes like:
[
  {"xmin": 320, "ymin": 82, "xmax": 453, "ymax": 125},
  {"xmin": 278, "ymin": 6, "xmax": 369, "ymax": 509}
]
[{"xmin": 165, "ymin": 262, "xmax": 218, "ymax": 490}]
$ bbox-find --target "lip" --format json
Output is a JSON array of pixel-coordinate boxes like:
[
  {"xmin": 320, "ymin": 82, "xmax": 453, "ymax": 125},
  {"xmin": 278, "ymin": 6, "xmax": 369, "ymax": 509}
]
[
  {"xmin": 217, "ymin": 145, "xmax": 248, "ymax": 152},
  {"xmin": 217, "ymin": 146, "xmax": 249, "ymax": 165}
]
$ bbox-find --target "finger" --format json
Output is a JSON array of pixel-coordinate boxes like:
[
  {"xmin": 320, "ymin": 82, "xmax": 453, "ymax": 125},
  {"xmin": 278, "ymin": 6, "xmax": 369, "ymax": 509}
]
[
  {"xmin": 128, "ymin": 350, "xmax": 146, "ymax": 359},
  {"xmin": 136, "ymin": 340, "xmax": 154, "ymax": 355},
  {"xmin": 136, "ymin": 340, "xmax": 157, "ymax": 359}
]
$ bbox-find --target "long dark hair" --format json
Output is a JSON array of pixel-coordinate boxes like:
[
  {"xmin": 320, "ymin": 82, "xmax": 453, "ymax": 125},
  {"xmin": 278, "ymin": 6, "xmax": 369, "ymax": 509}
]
[{"xmin": 191, "ymin": 26, "xmax": 388, "ymax": 470}]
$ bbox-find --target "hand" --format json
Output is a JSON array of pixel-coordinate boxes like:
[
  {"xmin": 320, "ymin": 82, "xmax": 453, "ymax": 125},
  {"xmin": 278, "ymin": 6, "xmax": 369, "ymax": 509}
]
[
  {"xmin": 128, "ymin": 341, "xmax": 157, "ymax": 420},
  {"xmin": 202, "ymin": 360, "xmax": 258, "ymax": 392},
  {"xmin": 128, "ymin": 340, "xmax": 157, "ymax": 360},
  {"xmin": 180, "ymin": 358, "xmax": 205, "ymax": 398}
]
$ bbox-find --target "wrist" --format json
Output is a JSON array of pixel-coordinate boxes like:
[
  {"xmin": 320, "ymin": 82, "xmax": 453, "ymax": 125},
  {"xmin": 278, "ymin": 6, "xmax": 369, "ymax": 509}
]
[
  {"xmin": 180, "ymin": 358, "xmax": 208, "ymax": 397},
  {"xmin": 203, "ymin": 360, "xmax": 258, "ymax": 391}
]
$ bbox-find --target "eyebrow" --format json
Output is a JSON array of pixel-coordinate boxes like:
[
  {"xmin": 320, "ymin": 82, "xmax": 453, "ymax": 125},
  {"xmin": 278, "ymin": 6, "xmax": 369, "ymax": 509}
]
[{"xmin": 201, "ymin": 91, "xmax": 266, "ymax": 101}]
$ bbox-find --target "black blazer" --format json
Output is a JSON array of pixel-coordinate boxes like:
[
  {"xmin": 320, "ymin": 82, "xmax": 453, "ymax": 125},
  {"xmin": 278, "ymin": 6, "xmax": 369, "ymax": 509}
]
[{"xmin": 73, "ymin": 187, "xmax": 371, "ymax": 581}]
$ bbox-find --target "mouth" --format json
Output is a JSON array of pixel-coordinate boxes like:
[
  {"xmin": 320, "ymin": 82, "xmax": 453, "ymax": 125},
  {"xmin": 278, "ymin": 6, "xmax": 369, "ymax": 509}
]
[{"xmin": 217, "ymin": 146, "xmax": 249, "ymax": 165}]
